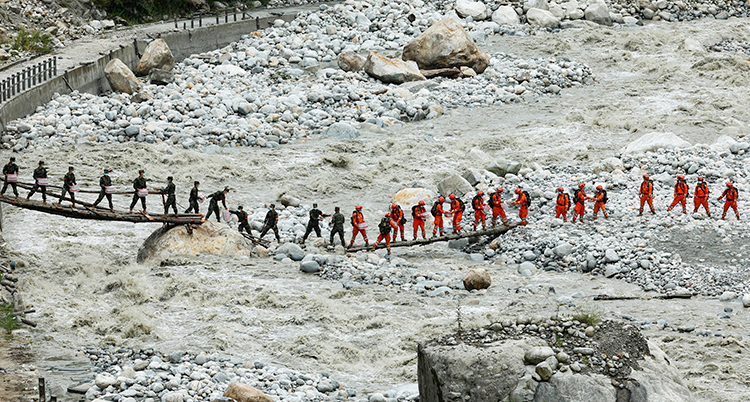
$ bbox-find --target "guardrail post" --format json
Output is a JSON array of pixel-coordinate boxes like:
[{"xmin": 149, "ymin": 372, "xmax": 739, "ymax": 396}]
[
  {"xmin": 225, "ymin": 8, "xmax": 228, "ymax": 23},
  {"xmin": 1, "ymin": 79, "xmax": 5, "ymax": 102},
  {"xmin": 32, "ymin": 64, "xmax": 36, "ymax": 86},
  {"xmin": 174, "ymin": 17, "xmax": 178, "ymax": 29},
  {"xmin": 234, "ymin": 8, "xmax": 237, "ymax": 22},
  {"xmin": 242, "ymin": 4, "xmax": 246, "ymax": 20},
  {"xmin": 256, "ymin": 16, "xmax": 260, "ymax": 29},
  {"xmin": 39, "ymin": 378, "xmax": 46, "ymax": 402},
  {"xmin": 53, "ymin": 56, "xmax": 57, "ymax": 76},
  {"xmin": 10, "ymin": 73, "xmax": 16, "ymax": 97},
  {"xmin": 21, "ymin": 69, "xmax": 26, "ymax": 91},
  {"xmin": 199, "ymin": 11, "xmax": 202, "ymax": 27},
  {"xmin": 191, "ymin": 13, "xmax": 194, "ymax": 28},
  {"xmin": 215, "ymin": 10, "xmax": 219, "ymax": 24}
]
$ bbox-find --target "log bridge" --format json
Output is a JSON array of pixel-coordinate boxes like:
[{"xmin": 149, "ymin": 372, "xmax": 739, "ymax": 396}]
[{"xmin": 346, "ymin": 223, "xmax": 518, "ymax": 252}]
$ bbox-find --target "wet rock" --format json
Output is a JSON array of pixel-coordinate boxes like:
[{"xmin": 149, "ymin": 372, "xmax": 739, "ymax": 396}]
[
  {"xmin": 136, "ymin": 221, "xmax": 252, "ymax": 263},
  {"xmin": 623, "ymin": 132, "xmax": 691, "ymax": 154},
  {"xmin": 463, "ymin": 268, "xmax": 491, "ymax": 290},
  {"xmin": 554, "ymin": 242, "xmax": 573, "ymax": 257},
  {"xmin": 364, "ymin": 52, "xmax": 425, "ymax": 84},
  {"xmin": 300, "ymin": 260, "xmax": 320, "ymax": 273},
  {"xmin": 402, "ymin": 19, "xmax": 490, "ymax": 74},
  {"xmin": 104, "ymin": 59, "xmax": 142, "ymax": 95},
  {"xmin": 524, "ymin": 346, "xmax": 555, "ymax": 364},
  {"xmin": 323, "ymin": 122, "xmax": 359, "ymax": 139},
  {"xmin": 437, "ymin": 173, "xmax": 473, "ymax": 198},
  {"xmin": 224, "ymin": 382, "xmax": 273, "ymax": 402},
  {"xmin": 135, "ymin": 39, "xmax": 175, "ymax": 76},
  {"xmin": 492, "ymin": 6, "xmax": 521, "ymax": 26},
  {"xmin": 279, "ymin": 194, "xmax": 301, "ymax": 208},
  {"xmin": 584, "ymin": 3, "xmax": 612, "ymax": 26},
  {"xmin": 526, "ymin": 8, "xmax": 560, "ymax": 28},
  {"xmin": 338, "ymin": 51, "xmax": 365, "ymax": 72},
  {"xmin": 679, "ymin": 38, "xmax": 706, "ymax": 53}
]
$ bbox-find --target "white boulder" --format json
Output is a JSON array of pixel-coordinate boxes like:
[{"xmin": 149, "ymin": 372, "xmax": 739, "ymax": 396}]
[
  {"xmin": 492, "ymin": 6, "xmax": 521, "ymax": 25},
  {"xmin": 455, "ymin": 0, "xmax": 489, "ymax": 20},
  {"xmin": 526, "ymin": 8, "xmax": 560, "ymax": 28},
  {"xmin": 622, "ymin": 132, "xmax": 691, "ymax": 154}
]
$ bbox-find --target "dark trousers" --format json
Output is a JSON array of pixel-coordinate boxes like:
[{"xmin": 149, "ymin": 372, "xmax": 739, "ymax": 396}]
[
  {"xmin": 93, "ymin": 191, "xmax": 113, "ymax": 210},
  {"xmin": 206, "ymin": 201, "xmax": 221, "ymax": 222},
  {"xmin": 259, "ymin": 224, "xmax": 280, "ymax": 241},
  {"xmin": 302, "ymin": 222, "xmax": 321, "ymax": 242},
  {"xmin": 130, "ymin": 193, "xmax": 146, "ymax": 211},
  {"xmin": 27, "ymin": 184, "xmax": 46, "ymax": 201},
  {"xmin": 330, "ymin": 226, "xmax": 345, "ymax": 246},
  {"xmin": 1, "ymin": 182, "xmax": 17, "ymax": 196},
  {"xmin": 59, "ymin": 187, "xmax": 76, "ymax": 205},
  {"xmin": 185, "ymin": 200, "xmax": 200, "ymax": 214},
  {"xmin": 238, "ymin": 221, "xmax": 252, "ymax": 235},
  {"xmin": 164, "ymin": 195, "xmax": 177, "ymax": 215}
]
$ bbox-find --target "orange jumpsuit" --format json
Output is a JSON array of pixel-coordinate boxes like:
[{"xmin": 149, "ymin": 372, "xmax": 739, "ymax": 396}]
[
  {"xmin": 572, "ymin": 189, "xmax": 587, "ymax": 223},
  {"xmin": 593, "ymin": 189, "xmax": 608, "ymax": 219},
  {"xmin": 668, "ymin": 180, "xmax": 688, "ymax": 213},
  {"xmin": 489, "ymin": 192, "xmax": 506, "ymax": 225},
  {"xmin": 639, "ymin": 180, "xmax": 655, "ymax": 215},
  {"xmin": 374, "ymin": 217, "xmax": 396, "ymax": 252},
  {"xmin": 472, "ymin": 195, "xmax": 486, "ymax": 230},
  {"xmin": 432, "ymin": 202, "xmax": 445, "ymax": 236},
  {"xmin": 412, "ymin": 204, "xmax": 426, "ymax": 239},
  {"xmin": 450, "ymin": 198, "xmax": 464, "ymax": 233},
  {"xmin": 693, "ymin": 183, "xmax": 710, "ymax": 215},
  {"xmin": 390, "ymin": 205, "xmax": 405, "ymax": 241},
  {"xmin": 719, "ymin": 187, "xmax": 739, "ymax": 219},
  {"xmin": 349, "ymin": 210, "xmax": 368, "ymax": 246},
  {"xmin": 511, "ymin": 192, "xmax": 529, "ymax": 225},
  {"xmin": 555, "ymin": 193, "xmax": 570, "ymax": 222}
]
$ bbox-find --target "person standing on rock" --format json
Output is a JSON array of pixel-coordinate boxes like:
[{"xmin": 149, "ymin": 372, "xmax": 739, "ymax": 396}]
[
  {"xmin": 638, "ymin": 174, "xmax": 655, "ymax": 216},
  {"xmin": 129, "ymin": 170, "xmax": 148, "ymax": 213},
  {"xmin": 1, "ymin": 156, "xmax": 19, "ymax": 197},
  {"xmin": 26, "ymin": 160, "xmax": 48, "ymax": 203},
  {"xmin": 348, "ymin": 205, "xmax": 368, "ymax": 248},
  {"xmin": 411, "ymin": 200, "xmax": 427, "ymax": 240},
  {"xmin": 390, "ymin": 203, "xmax": 406, "ymax": 241},
  {"xmin": 667, "ymin": 175, "xmax": 689, "ymax": 214},
  {"xmin": 57, "ymin": 166, "xmax": 77, "ymax": 208},
  {"xmin": 230, "ymin": 206, "xmax": 252, "ymax": 235},
  {"xmin": 448, "ymin": 194, "xmax": 465, "ymax": 233},
  {"xmin": 301, "ymin": 203, "xmax": 329, "ymax": 245},
  {"xmin": 329, "ymin": 206, "xmax": 345, "ymax": 246},
  {"xmin": 205, "ymin": 187, "xmax": 229, "ymax": 222},
  {"xmin": 159, "ymin": 176, "xmax": 178, "ymax": 215},
  {"xmin": 555, "ymin": 187, "xmax": 570, "ymax": 222},
  {"xmin": 259, "ymin": 204, "xmax": 281, "ymax": 242},
  {"xmin": 185, "ymin": 181, "xmax": 201, "ymax": 214},
  {"xmin": 693, "ymin": 177, "xmax": 710, "ymax": 216},
  {"xmin": 593, "ymin": 185, "xmax": 609, "ymax": 220},
  {"xmin": 488, "ymin": 187, "xmax": 507, "ymax": 226},
  {"xmin": 511, "ymin": 187, "xmax": 530, "ymax": 225},
  {"xmin": 373, "ymin": 212, "xmax": 395, "ymax": 255},
  {"xmin": 472, "ymin": 190, "xmax": 487, "ymax": 231},
  {"xmin": 92, "ymin": 168, "xmax": 114, "ymax": 211},
  {"xmin": 572, "ymin": 183, "xmax": 588, "ymax": 223},
  {"xmin": 431, "ymin": 197, "xmax": 445, "ymax": 237},
  {"xmin": 718, "ymin": 182, "xmax": 740, "ymax": 220}
]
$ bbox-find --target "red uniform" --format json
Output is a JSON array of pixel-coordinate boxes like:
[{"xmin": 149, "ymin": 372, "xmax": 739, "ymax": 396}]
[
  {"xmin": 349, "ymin": 210, "xmax": 368, "ymax": 247},
  {"xmin": 693, "ymin": 182, "xmax": 710, "ymax": 216},
  {"xmin": 432, "ymin": 201, "xmax": 445, "ymax": 237},
  {"xmin": 412, "ymin": 204, "xmax": 427, "ymax": 240},
  {"xmin": 572, "ymin": 189, "xmax": 587, "ymax": 223},
  {"xmin": 450, "ymin": 198, "xmax": 464, "ymax": 233},
  {"xmin": 593, "ymin": 189, "xmax": 608, "ymax": 220},
  {"xmin": 373, "ymin": 216, "xmax": 396, "ymax": 253},
  {"xmin": 719, "ymin": 187, "xmax": 739, "ymax": 220},
  {"xmin": 472, "ymin": 194, "xmax": 486, "ymax": 230},
  {"xmin": 489, "ymin": 191, "xmax": 507, "ymax": 226},
  {"xmin": 668, "ymin": 179, "xmax": 689, "ymax": 214},
  {"xmin": 511, "ymin": 191, "xmax": 530, "ymax": 225},
  {"xmin": 555, "ymin": 192, "xmax": 570, "ymax": 222},
  {"xmin": 639, "ymin": 179, "xmax": 655, "ymax": 215},
  {"xmin": 390, "ymin": 204, "xmax": 405, "ymax": 241}
]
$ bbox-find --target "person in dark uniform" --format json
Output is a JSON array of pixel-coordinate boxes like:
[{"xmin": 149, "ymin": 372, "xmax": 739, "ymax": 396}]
[
  {"xmin": 26, "ymin": 160, "xmax": 48, "ymax": 203},
  {"xmin": 329, "ymin": 206, "xmax": 345, "ymax": 247},
  {"xmin": 230, "ymin": 206, "xmax": 252, "ymax": 234},
  {"xmin": 58, "ymin": 166, "xmax": 77, "ymax": 208},
  {"xmin": 184, "ymin": 181, "xmax": 201, "ymax": 214},
  {"xmin": 300, "ymin": 203, "xmax": 329, "ymax": 245},
  {"xmin": 259, "ymin": 203, "xmax": 281, "ymax": 242},
  {"xmin": 93, "ymin": 169, "xmax": 114, "ymax": 211},
  {"xmin": 1, "ymin": 157, "xmax": 19, "ymax": 197},
  {"xmin": 205, "ymin": 187, "xmax": 229, "ymax": 222},
  {"xmin": 160, "ymin": 176, "xmax": 178, "ymax": 215},
  {"xmin": 129, "ymin": 169, "xmax": 148, "ymax": 213}
]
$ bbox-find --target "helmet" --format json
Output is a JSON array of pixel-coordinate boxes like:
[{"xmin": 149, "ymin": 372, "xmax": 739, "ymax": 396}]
[
  {"xmin": 449, "ymin": 194, "xmax": 455, "ymax": 200},
  {"xmin": 596, "ymin": 185, "xmax": 603, "ymax": 190},
  {"xmin": 578, "ymin": 183, "xmax": 585, "ymax": 189},
  {"xmin": 727, "ymin": 182, "xmax": 734, "ymax": 188},
  {"xmin": 643, "ymin": 174, "xmax": 649, "ymax": 180},
  {"xmin": 677, "ymin": 175, "xmax": 685, "ymax": 180},
  {"xmin": 477, "ymin": 190, "xmax": 484, "ymax": 196},
  {"xmin": 385, "ymin": 213, "xmax": 391, "ymax": 218},
  {"xmin": 391, "ymin": 203, "xmax": 396, "ymax": 209},
  {"xmin": 438, "ymin": 197, "xmax": 445, "ymax": 202},
  {"xmin": 496, "ymin": 187, "xmax": 503, "ymax": 193},
  {"xmin": 557, "ymin": 187, "xmax": 563, "ymax": 192},
  {"xmin": 356, "ymin": 205, "xmax": 362, "ymax": 210},
  {"xmin": 514, "ymin": 188, "xmax": 522, "ymax": 194},
  {"xmin": 697, "ymin": 177, "xmax": 704, "ymax": 182},
  {"xmin": 419, "ymin": 200, "xmax": 425, "ymax": 206}
]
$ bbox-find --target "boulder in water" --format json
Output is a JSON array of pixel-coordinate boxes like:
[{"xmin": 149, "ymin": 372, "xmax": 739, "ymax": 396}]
[
  {"xmin": 622, "ymin": 132, "xmax": 691, "ymax": 154},
  {"xmin": 136, "ymin": 221, "xmax": 252, "ymax": 263},
  {"xmin": 402, "ymin": 18, "xmax": 490, "ymax": 74},
  {"xmin": 391, "ymin": 188, "xmax": 436, "ymax": 208}
]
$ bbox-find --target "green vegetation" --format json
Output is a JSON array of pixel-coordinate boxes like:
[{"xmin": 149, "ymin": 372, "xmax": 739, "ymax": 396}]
[
  {"xmin": 94, "ymin": 0, "xmax": 271, "ymax": 24},
  {"xmin": 572, "ymin": 308, "xmax": 603, "ymax": 327},
  {"xmin": 11, "ymin": 27, "xmax": 54, "ymax": 55},
  {"xmin": 0, "ymin": 298, "xmax": 18, "ymax": 337}
]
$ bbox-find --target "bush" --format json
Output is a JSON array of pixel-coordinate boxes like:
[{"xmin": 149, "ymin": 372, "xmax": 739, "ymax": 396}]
[
  {"xmin": 0, "ymin": 301, "xmax": 18, "ymax": 337},
  {"xmin": 94, "ymin": 0, "xmax": 195, "ymax": 23},
  {"xmin": 11, "ymin": 28, "xmax": 54, "ymax": 55}
]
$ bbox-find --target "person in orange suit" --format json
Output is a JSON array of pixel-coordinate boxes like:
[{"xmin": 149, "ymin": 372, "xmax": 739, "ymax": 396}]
[
  {"xmin": 555, "ymin": 187, "xmax": 570, "ymax": 222},
  {"xmin": 472, "ymin": 190, "xmax": 487, "ymax": 231},
  {"xmin": 639, "ymin": 174, "xmax": 655, "ymax": 216},
  {"xmin": 593, "ymin": 185, "xmax": 609, "ymax": 220},
  {"xmin": 511, "ymin": 187, "xmax": 530, "ymax": 225},
  {"xmin": 390, "ymin": 203, "xmax": 406, "ymax": 241},
  {"xmin": 432, "ymin": 197, "xmax": 445, "ymax": 237},
  {"xmin": 373, "ymin": 212, "xmax": 395, "ymax": 254},
  {"xmin": 718, "ymin": 182, "xmax": 740, "ymax": 220},
  {"xmin": 667, "ymin": 175, "xmax": 689, "ymax": 214},
  {"xmin": 448, "ymin": 194, "xmax": 465, "ymax": 233},
  {"xmin": 488, "ymin": 187, "xmax": 507, "ymax": 226},
  {"xmin": 348, "ymin": 205, "xmax": 368, "ymax": 248},
  {"xmin": 571, "ymin": 183, "xmax": 588, "ymax": 223},
  {"xmin": 693, "ymin": 177, "xmax": 710, "ymax": 216},
  {"xmin": 411, "ymin": 200, "xmax": 427, "ymax": 240}
]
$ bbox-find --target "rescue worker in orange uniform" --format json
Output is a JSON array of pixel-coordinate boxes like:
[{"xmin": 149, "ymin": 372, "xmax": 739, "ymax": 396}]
[
  {"xmin": 373, "ymin": 212, "xmax": 396, "ymax": 254},
  {"xmin": 448, "ymin": 194, "xmax": 465, "ymax": 233},
  {"xmin": 348, "ymin": 205, "xmax": 369, "ymax": 248},
  {"xmin": 472, "ymin": 190, "xmax": 487, "ymax": 231},
  {"xmin": 572, "ymin": 183, "xmax": 588, "ymax": 223},
  {"xmin": 718, "ymin": 182, "xmax": 740, "ymax": 220},
  {"xmin": 667, "ymin": 175, "xmax": 689, "ymax": 214},
  {"xmin": 511, "ymin": 187, "xmax": 530, "ymax": 225},
  {"xmin": 390, "ymin": 203, "xmax": 406, "ymax": 241},
  {"xmin": 593, "ymin": 185, "xmax": 609, "ymax": 220},
  {"xmin": 638, "ymin": 174, "xmax": 655, "ymax": 216},
  {"xmin": 693, "ymin": 177, "xmax": 710, "ymax": 216},
  {"xmin": 431, "ymin": 197, "xmax": 446, "ymax": 237},
  {"xmin": 488, "ymin": 187, "xmax": 507, "ymax": 226},
  {"xmin": 555, "ymin": 187, "xmax": 570, "ymax": 222},
  {"xmin": 411, "ymin": 200, "xmax": 427, "ymax": 240}
]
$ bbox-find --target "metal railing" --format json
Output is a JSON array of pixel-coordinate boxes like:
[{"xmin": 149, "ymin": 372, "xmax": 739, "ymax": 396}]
[
  {"xmin": 0, "ymin": 56, "xmax": 57, "ymax": 103},
  {"xmin": 173, "ymin": 4, "xmax": 271, "ymax": 30}
]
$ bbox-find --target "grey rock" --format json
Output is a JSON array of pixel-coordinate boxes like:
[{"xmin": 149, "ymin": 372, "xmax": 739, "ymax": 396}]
[
  {"xmin": 323, "ymin": 122, "xmax": 359, "ymax": 139},
  {"xmin": 520, "ymin": 261, "xmax": 536, "ymax": 272},
  {"xmin": 437, "ymin": 173, "xmax": 473, "ymax": 198},
  {"xmin": 604, "ymin": 249, "xmax": 620, "ymax": 263},
  {"xmin": 487, "ymin": 158, "xmax": 521, "ymax": 177},
  {"xmin": 338, "ymin": 51, "xmax": 366, "ymax": 72},
  {"xmin": 584, "ymin": 3, "xmax": 612, "ymax": 26},
  {"xmin": 168, "ymin": 351, "xmax": 183, "ymax": 363},
  {"xmin": 148, "ymin": 68, "xmax": 175, "ymax": 85},
  {"xmin": 535, "ymin": 361, "xmax": 554, "ymax": 381},
  {"xmin": 448, "ymin": 238, "xmax": 469, "ymax": 249},
  {"xmin": 364, "ymin": 52, "xmax": 425, "ymax": 84},
  {"xmin": 743, "ymin": 294, "xmax": 750, "ymax": 308},
  {"xmin": 300, "ymin": 260, "xmax": 320, "ymax": 273},
  {"xmin": 553, "ymin": 242, "xmax": 573, "ymax": 257},
  {"xmin": 524, "ymin": 346, "xmax": 555, "ymax": 364},
  {"xmin": 533, "ymin": 372, "xmax": 616, "ymax": 401}
]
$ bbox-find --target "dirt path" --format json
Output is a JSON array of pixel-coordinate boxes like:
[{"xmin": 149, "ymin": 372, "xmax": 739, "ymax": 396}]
[{"xmin": 0, "ymin": 334, "xmax": 37, "ymax": 402}]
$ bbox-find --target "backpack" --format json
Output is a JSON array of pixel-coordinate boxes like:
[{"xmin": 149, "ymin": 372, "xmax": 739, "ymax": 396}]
[
  {"xmin": 457, "ymin": 198, "xmax": 465, "ymax": 212},
  {"xmin": 600, "ymin": 190, "xmax": 608, "ymax": 204},
  {"xmin": 573, "ymin": 189, "xmax": 582, "ymax": 204},
  {"xmin": 522, "ymin": 191, "xmax": 531, "ymax": 207},
  {"xmin": 431, "ymin": 202, "xmax": 439, "ymax": 216}
]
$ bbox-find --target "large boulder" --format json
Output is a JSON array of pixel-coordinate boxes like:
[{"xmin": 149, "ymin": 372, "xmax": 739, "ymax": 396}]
[
  {"xmin": 402, "ymin": 19, "xmax": 490, "ymax": 74},
  {"xmin": 584, "ymin": 2, "xmax": 613, "ymax": 26},
  {"xmin": 437, "ymin": 173, "xmax": 473, "ymax": 198},
  {"xmin": 492, "ymin": 6, "xmax": 521, "ymax": 25},
  {"xmin": 391, "ymin": 188, "xmax": 436, "ymax": 208},
  {"xmin": 104, "ymin": 58, "xmax": 142, "ymax": 95},
  {"xmin": 463, "ymin": 268, "xmax": 491, "ymax": 290},
  {"xmin": 223, "ymin": 382, "xmax": 273, "ymax": 402},
  {"xmin": 338, "ymin": 51, "xmax": 365, "ymax": 72},
  {"xmin": 622, "ymin": 132, "xmax": 691, "ymax": 154},
  {"xmin": 135, "ymin": 38, "xmax": 175, "ymax": 76},
  {"xmin": 364, "ymin": 52, "xmax": 425, "ymax": 84},
  {"xmin": 455, "ymin": 0, "xmax": 489, "ymax": 20},
  {"xmin": 136, "ymin": 221, "xmax": 252, "ymax": 263},
  {"xmin": 487, "ymin": 158, "xmax": 521, "ymax": 177},
  {"xmin": 526, "ymin": 8, "xmax": 560, "ymax": 28},
  {"xmin": 323, "ymin": 122, "xmax": 360, "ymax": 139}
]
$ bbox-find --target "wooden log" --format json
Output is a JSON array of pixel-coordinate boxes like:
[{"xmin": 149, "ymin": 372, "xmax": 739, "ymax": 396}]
[
  {"xmin": 21, "ymin": 317, "xmax": 37, "ymax": 327},
  {"xmin": 347, "ymin": 223, "xmax": 518, "ymax": 252}
]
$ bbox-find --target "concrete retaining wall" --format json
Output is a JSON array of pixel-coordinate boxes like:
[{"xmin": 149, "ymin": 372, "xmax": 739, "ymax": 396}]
[{"xmin": 0, "ymin": 12, "xmax": 297, "ymax": 130}]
